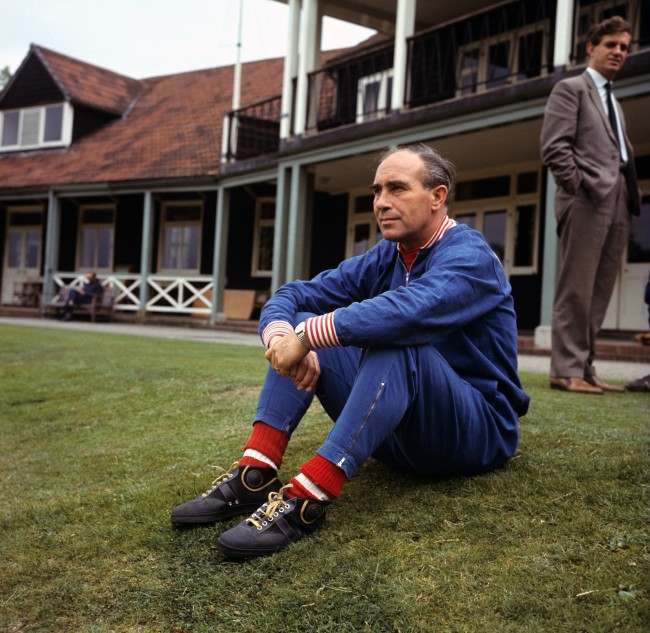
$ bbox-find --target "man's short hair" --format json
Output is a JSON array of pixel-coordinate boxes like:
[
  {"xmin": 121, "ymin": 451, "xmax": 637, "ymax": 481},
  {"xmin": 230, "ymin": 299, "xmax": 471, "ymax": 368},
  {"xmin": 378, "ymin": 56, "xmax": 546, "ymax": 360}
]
[
  {"xmin": 379, "ymin": 143, "xmax": 456, "ymax": 200},
  {"xmin": 587, "ymin": 15, "xmax": 632, "ymax": 46}
]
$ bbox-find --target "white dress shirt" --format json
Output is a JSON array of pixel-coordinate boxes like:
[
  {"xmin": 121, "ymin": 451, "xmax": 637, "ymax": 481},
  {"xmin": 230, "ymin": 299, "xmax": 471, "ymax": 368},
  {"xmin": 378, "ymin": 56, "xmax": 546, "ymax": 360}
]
[{"xmin": 586, "ymin": 66, "xmax": 628, "ymax": 163}]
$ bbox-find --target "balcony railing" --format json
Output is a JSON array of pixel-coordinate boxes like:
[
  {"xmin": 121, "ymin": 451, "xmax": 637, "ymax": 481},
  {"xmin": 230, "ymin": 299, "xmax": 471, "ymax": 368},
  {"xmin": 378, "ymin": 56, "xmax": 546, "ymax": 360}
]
[
  {"xmin": 223, "ymin": 95, "xmax": 281, "ymax": 162},
  {"xmin": 407, "ymin": 0, "xmax": 555, "ymax": 108},
  {"xmin": 305, "ymin": 45, "xmax": 394, "ymax": 132}
]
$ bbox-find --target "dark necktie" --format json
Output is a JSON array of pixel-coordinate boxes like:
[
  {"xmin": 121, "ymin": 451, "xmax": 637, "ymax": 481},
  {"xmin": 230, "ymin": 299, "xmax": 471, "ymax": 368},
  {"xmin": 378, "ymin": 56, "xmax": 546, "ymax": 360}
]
[{"xmin": 605, "ymin": 82, "xmax": 621, "ymax": 158}]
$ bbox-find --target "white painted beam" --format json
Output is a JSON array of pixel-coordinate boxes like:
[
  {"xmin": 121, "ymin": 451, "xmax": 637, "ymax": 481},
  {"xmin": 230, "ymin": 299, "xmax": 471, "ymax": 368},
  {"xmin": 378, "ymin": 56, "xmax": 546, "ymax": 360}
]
[
  {"xmin": 280, "ymin": 0, "xmax": 301, "ymax": 139},
  {"xmin": 210, "ymin": 186, "xmax": 230, "ymax": 323},
  {"xmin": 42, "ymin": 189, "xmax": 60, "ymax": 303},
  {"xmin": 294, "ymin": 0, "xmax": 320, "ymax": 135},
  {"xmin": 391, "ymin": 0, "xmax": 417, "ymax": 112},
  {"xmin": 553, "ymin": 0, "xmax": 575, "ymax": 66},
  {"xmin": 139, "ymin": 191, "xmax": 154, "ymax": 312}
]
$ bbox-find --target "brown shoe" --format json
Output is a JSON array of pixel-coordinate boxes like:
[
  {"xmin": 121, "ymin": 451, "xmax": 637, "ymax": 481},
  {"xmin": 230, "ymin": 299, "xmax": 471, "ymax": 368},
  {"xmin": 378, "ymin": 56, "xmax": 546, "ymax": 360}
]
[
  {"xmin": 550, "ymin": 377, "xmax": 603, "ymax": 394},
  {"xmin": 585, "ymin": 376, "xmax": 625, "ymax": 393}
]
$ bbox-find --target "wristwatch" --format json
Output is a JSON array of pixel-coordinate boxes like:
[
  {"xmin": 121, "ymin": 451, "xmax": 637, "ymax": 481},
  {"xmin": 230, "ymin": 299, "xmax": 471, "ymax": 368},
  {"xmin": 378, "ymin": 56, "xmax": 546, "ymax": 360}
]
[{"xmin": 294, "ymin": 321, "xmax": 310, "ymax": 350}]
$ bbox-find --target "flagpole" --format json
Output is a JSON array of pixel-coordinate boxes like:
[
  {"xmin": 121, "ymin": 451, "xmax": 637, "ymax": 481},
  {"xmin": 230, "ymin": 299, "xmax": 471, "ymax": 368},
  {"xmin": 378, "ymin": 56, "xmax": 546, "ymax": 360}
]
[{"xmin": 232, "ymin": 0, "xmax": 244, "ymax": 111}]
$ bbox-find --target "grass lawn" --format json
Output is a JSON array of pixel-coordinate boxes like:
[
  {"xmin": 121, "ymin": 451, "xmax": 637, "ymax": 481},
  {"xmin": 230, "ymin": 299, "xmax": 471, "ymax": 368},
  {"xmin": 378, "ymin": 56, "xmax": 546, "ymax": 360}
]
[{"xmin": 0, "ymin": 324, "xmax": 648, "ymax": 633}]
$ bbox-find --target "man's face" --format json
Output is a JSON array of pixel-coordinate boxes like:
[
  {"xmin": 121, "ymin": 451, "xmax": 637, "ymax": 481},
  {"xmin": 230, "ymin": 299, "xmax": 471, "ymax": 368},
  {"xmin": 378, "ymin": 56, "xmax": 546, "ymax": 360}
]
[
  {"xmin": 587, "ymin": 31, "xmax": 631, "ymax": 80},
  {"xmin": 371, "ymin": 150, "xmax": 447, "ymax": 250}
]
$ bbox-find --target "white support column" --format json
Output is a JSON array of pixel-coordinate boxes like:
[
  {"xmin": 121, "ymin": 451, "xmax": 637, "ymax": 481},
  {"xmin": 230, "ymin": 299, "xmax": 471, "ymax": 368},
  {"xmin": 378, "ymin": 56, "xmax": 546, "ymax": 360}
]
[
  {"xmin": 42, "ymin": 189, "xmax": 60, "ymax": 304},
  {"xmin": 294, "ymin": 0, "xmax": 320, "ymax": 135},
  {"xmin": 280, "ymin": 0, "xmax": 301, "ymax": 139},
  {"xmin": 285, "ymin": 164, "xmax": 308, "ymax": 280},
  {"xmin": 271, "ymin": 165, "xmax": 291, "ymax": 293},
  {"xmin": 391, "ymin": 0, "xmax": 417, "ymax": 112},
  {"xmin": 553, "ymin": 0, "xmax": 575, "ymax": 67},
  {"xmin": 210, "ymin": 186, "xmax": 230, "ymax": 323},
  {"xmin": 535, "ymin": 0, "xmax": 575, "ymax": 345},
  {"xmin": 139, "ymin": 191, "xmax": 154, "ymax": 314},
  {"xmin": 535, "ymin": 174, "xmax": 558, "ymax": 349}
]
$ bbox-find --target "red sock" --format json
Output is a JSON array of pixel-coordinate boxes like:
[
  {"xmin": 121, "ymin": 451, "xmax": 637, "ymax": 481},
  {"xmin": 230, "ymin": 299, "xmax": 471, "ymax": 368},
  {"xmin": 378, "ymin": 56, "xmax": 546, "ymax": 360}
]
[
  {"xmin": 239, "ymin": 422, "xmax": 288, "ymax": 470},
  {"xmin": 287, "ymin": 454, "xmax": 348, "ymax": 500}
]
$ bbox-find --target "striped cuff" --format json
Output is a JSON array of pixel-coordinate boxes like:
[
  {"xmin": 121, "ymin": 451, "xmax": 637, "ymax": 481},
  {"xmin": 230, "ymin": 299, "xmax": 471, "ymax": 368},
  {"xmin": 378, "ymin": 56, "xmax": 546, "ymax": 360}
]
[
  {"xmin": 305, "ymin": 312, "xmax": 341, "ymax": 348},
  {"xmin": 261, "ymin": 320, "xmax": 294, "ymax": 348}
]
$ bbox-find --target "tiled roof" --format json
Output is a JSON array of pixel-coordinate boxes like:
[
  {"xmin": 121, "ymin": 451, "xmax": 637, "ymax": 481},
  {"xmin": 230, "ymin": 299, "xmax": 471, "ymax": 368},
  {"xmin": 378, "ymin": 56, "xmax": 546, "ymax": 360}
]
[
  {"xmin": 0, "ymin": 50, "xmax": 285, "ymax": 191},
  {"xmin": 34, "ymin": 45, "xmax": 143, "ymax": 114}
]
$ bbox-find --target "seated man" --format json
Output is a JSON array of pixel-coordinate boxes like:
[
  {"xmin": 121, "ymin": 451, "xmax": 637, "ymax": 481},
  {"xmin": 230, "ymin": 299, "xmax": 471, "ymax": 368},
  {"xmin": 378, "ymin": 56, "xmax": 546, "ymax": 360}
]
[
  {"xmin": 59, "ymin": 271, "xmax": 103, "ymax": 320},
  {"xmin": 171, "ymin": 144, "xmax": 530, "ymax": 559}
]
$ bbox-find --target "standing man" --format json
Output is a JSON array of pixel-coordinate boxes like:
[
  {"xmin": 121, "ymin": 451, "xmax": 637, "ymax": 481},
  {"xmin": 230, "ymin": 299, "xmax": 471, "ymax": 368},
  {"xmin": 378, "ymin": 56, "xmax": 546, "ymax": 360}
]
[
  {"xmin": 541, "ymin": 16, "xmax": 640, "ymax": 394},
  {"xmin": 171, "ymin": 144, "xmax": 529, "ymax": 560}
]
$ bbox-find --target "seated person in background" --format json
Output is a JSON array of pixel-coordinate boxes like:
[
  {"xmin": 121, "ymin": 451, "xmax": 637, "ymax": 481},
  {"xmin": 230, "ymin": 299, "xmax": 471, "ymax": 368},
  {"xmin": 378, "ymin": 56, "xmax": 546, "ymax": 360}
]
[{"xmin": 59, "ymin": 272, "xmax": 103, "ymax": 321}]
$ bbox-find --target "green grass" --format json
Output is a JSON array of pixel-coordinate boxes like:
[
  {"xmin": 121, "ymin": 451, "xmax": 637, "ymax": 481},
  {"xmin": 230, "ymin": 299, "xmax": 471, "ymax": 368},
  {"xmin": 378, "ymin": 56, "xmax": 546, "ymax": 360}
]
[{"xmin": 0, "ymin": 324, "xmax": 648, "ymax": 633}]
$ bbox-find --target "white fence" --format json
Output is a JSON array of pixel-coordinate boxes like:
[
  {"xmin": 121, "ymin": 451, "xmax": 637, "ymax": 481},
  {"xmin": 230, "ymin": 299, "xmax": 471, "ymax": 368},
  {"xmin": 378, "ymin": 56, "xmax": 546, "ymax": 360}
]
[{"xmin": 53, "ymin": 273, "xmax": 214, "ymax": 315}]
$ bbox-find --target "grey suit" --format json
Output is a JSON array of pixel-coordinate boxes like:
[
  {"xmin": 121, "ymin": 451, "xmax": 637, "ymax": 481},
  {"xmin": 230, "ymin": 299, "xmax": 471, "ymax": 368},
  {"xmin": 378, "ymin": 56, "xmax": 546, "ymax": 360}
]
[{"xmin": 541, "ymin": 70, "xmax": 639, "ymax": 379}]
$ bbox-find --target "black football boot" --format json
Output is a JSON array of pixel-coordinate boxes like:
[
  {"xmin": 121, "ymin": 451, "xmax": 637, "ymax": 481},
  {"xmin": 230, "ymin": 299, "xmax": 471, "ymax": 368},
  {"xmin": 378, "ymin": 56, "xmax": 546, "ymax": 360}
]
[
  {"xmin": 171, "ymin": 462, "xmax": 282, "ymax": 527},
  {"xmin": 218, "ymin": 486, "xmax": 328, "ymax": 559}
]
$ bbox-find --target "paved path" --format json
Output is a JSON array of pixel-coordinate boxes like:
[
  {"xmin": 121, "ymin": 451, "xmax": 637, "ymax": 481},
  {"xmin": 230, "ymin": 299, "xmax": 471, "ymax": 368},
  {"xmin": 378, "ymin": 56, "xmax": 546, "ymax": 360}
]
[{"xmin": 2, "ymin": 317, "xmax": 648, "ymax": 381}]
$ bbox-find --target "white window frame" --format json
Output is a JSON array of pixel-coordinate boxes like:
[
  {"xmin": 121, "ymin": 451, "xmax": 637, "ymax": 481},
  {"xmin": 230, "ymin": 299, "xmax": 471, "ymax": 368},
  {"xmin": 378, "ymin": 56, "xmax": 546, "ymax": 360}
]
[
  {"xmin": 456, "ymin": 21, "xmax": 549, "ymax": 96},
  {"xmin": 345, "ymin": 189, "xmax": 381, "ymax": 258},
  {"xmin": 76, "ymin": 204, "xmax": 115, "ymax": 273},
  {"xmin": 0, "ymin": 102, "xmax": 73, "ymax": 153},
  {"xmin": 158, "ymin": 201, "xmax": 203, "ymax": 275},
  {"xmin": 573, "ymin": 0, "xmax": 641, "ymax": 65},
  {"xmin": 356, "ymin": 69, "xmax": 394, "ymax": 123},
  {"xmin": 450, "ymin": 165, "xmax": 541, "ymax": 276},
  {"xmin": 251, "ymin": 197, "xmax": 275, "ymax": 278}
]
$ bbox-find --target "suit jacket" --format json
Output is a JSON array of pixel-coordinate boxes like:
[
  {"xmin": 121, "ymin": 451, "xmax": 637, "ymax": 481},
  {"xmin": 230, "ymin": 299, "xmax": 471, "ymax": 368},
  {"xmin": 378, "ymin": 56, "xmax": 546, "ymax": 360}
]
[{"xmin": 540, "ymin": 70, "xmax": 640, "ymax": 223}]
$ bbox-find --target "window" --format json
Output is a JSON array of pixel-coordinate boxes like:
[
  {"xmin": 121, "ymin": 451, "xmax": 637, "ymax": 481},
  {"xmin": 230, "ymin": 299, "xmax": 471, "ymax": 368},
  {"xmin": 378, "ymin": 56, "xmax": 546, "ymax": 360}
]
[
  {"xmin": 356, "ymin": 69, "xmax": 393, "ymax": 122},
  {"xmin": 346, "ymin": 193, "xmax": 380, "ymax": 258},
  {"xmin": 0, "ymin": 103, "xmax": 72, "ymax": 152},
  {"xmin": 159, "ymin": 203, "xmax": 202, "ymax": 273},
  {"xmin": 456, "ymin": 22, "xmax": 548, "ymax": 95},
  {"xmin": 251, "ymin": 199, "xmax": 275, "ymax": 277},
  {"xmin": 450, "ymin": 168, "xmax": 541, "ymax": 275},
  {"xmin": 78, "ymin": 206, "xmax": 115, "ymax": 271}
]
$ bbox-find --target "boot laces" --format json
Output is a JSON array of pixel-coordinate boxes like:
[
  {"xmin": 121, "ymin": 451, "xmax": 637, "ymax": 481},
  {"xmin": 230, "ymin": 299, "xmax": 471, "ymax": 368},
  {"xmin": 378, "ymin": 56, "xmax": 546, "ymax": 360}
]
[
  {"xmin": 247, "ymin": 485, "xmax": 292, "ymax": 529},
  {"xmin": 201, "ymin": 461, "xmax": 239, "ymax": 498}
]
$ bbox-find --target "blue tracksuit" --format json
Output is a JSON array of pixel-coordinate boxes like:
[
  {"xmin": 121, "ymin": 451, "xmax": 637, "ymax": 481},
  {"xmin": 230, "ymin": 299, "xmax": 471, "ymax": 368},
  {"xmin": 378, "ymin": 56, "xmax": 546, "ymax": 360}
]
[{"xmin": 257, "ymin": 224, "xmax": 530, "ymax": 479}]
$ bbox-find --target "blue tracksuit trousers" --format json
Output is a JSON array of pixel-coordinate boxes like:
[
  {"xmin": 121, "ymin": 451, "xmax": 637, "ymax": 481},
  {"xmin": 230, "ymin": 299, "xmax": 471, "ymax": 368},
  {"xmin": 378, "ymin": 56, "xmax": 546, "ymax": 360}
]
[{"xmin": 255, "ymin": 315, "xmax": 518, "ymax": 480}]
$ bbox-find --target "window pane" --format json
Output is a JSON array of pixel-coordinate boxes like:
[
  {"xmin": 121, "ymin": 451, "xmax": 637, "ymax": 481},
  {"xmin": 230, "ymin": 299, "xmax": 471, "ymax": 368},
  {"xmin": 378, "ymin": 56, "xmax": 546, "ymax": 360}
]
[
  {"xmin": 483, "ymin": 210, "xmax": 507, "ymax": 262},
  {"xmin": 183, "ymin": 226, "xmax": 199, "ymax": 269},
  {"xmin": 258, "ymin": 225, "xmax": 274, "ymax": 272},
  {"xmin": 459, "ymin": 49, "xmax": 479, "ymax": 95},
  {"xmin": 10, "ymin": 211, "xmax": 42, "ymax": 226},
  {"xmin": 165, "ymin": 206, "xmax": 201, "ymax": 222},
  {"xmin": 456, "ymin": 176, "xmax": 511, "ymax": 201},
  {"xmin": 25, "ymin": 229, "xmax": 40, "ymax": 268},
  {"xmin": 164, "ymin": 226, "xmax": 180, "ymax": 269},
  {"xmin": 1, "ymin": 111, "xmax": 19, "ymax": 146},
  {"xmin": 353, "ymin": 223, "xmax": 371, "ymax": 256},
  {"xmin": 487, "ymin": 41, "xmax": 510, "ymax": 87},
  {"xmin": 516, "ymin": 171, "xmax": 538, "ymax": 194},
  {"xmin": 44, "ymin": 105, "xmax": 63, "ymax": 142},
  {"xmin": 517, "ymin": 31, "xmax": 543, "ymax": 80},
  {"xmin": 455, "ymin": 213, "xmax": 476, "ymax": 229},
  {"xmin": 96, "ymin": 227, "xmax": 113, "ymax": 268},
  {"xmin": 81, "ymin": 228, "xmax": 97, "ymax": 268},
  {"xmin": 628, "ymin": 196, "xmax": 650, "ymax": 264},
  {"xmin": 514, "ymin": 205, "xmax": 535, "ymax": 267},
  {"xmin": 363, "ymin": 81, "xmax": 380, "ymax": 114},
  {"xmin": 354, "ymin": 195, "xmax": 373, "ymax": 214},
  {"xmin": 8, "ymin": 232, "xmax": 21, "ymax": 267},
  {"xmin": 20, "ymin": 109, "xmax": 40, "ymax": 146},
  {"xmin": 260, "ymin": 202, "xmax": 275, "ymax": 220},
  {"xmin": 83, "ymin": 209, "xmax": 113, "ymax": 223}
]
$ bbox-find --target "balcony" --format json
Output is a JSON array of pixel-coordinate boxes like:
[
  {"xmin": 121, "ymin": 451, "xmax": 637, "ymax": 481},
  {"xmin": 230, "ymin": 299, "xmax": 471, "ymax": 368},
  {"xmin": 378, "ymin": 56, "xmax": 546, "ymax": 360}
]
[
  {"xmin": 222, "ymin": 0, "xmax": 650, "ymax": 160},
  {"xmin": 222, "ymin": 95, "xmax": 282, "ymax": 162}
]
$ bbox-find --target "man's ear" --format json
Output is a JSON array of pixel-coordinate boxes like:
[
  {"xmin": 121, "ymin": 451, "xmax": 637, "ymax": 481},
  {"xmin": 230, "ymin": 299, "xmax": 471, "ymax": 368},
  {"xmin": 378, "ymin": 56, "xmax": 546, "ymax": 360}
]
[
  {"xmin": 430, "ymin": 184, "xmax": 449, "ymax": 211},
  {"xmin": 586, "ymin": 41, "xmax": 594, "ymax": 59}
]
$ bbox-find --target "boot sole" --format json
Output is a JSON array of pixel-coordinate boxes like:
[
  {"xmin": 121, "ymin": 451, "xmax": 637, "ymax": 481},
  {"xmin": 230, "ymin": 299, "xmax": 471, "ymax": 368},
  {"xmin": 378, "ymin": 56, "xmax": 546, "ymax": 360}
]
[{"xmin": 171, "ymin": 503, "xmax": 260, "ymax": 528}]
